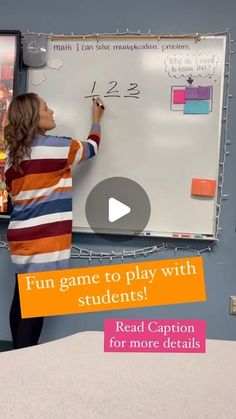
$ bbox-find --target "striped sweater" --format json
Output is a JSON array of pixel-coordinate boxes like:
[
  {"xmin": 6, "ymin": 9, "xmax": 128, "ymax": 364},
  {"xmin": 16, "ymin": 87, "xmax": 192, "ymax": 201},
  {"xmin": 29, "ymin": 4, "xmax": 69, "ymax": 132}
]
[{"xmin": 4, "ymin": 123, "xmax": 100, "ymax": 273}]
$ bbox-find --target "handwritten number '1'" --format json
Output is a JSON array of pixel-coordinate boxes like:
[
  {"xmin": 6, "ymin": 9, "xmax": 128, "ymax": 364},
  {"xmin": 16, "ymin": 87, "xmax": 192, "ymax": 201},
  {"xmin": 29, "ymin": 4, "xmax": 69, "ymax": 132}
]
[{"xmin": 91, "ymin": 81, "xmax": 96, "ymax": 94}]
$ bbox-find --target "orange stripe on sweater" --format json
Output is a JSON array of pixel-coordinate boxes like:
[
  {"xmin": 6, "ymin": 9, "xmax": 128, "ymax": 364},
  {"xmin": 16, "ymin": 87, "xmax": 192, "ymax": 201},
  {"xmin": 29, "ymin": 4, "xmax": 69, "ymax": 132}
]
[
  {"xmin": 67, "ymin": 139, "xmax": 81, "ymax": 166},
  {"xmin": 9, "ymin": 234, "xmax": 71, "ymax": 255},
  {"xmin": 12, "ymin": 170, "xmax": 71, "ymax": 194}
]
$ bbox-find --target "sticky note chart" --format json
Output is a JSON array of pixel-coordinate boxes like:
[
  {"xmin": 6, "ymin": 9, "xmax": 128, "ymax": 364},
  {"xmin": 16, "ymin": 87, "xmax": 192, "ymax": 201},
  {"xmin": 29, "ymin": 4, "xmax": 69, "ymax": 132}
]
[{"xmin": 171, "ymin": 86, "xmax": 213, "ymax": 114}]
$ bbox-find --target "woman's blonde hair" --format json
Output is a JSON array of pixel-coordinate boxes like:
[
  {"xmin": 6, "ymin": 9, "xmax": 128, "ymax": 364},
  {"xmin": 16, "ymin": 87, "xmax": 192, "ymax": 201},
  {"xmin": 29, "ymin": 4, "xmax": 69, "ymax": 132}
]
[{"xmin": 4, "ymin": 93, "xmax": 40, "ymax": 171}]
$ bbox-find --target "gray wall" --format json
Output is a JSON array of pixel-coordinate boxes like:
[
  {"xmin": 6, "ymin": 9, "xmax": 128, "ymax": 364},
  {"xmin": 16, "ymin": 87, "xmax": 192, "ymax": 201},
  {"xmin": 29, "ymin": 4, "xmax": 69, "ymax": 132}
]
[{"xmin": 0, "ymin": 0, "xmax": 235, "ymax": 343}]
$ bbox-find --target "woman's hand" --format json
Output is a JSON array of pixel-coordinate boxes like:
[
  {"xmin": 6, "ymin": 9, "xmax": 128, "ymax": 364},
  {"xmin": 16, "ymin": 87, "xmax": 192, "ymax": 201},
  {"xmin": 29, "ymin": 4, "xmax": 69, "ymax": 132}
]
[{"xmin": 92, "ymin": 97, "xmax": 105, "ymax": 124}]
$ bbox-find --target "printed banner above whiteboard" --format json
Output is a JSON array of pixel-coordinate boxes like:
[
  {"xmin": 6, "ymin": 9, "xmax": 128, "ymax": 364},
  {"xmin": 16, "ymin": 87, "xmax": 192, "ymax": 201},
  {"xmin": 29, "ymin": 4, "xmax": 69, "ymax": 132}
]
[{"xmin": 27, "ymin": 34, "xmax": 227, "ymax": 239}]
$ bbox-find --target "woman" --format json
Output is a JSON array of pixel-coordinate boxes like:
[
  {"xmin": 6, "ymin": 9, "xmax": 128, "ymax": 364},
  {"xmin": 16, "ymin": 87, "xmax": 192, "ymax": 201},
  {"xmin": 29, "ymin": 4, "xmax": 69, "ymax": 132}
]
[{"xmin": 4, "ymin": 92, "xmax": 104, "ymax": 349}]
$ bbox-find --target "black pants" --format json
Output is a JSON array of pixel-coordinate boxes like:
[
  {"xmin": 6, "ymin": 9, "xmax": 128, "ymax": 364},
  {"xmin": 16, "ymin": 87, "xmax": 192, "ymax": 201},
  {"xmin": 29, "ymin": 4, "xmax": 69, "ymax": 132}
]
[{"xmin": 10, "ymin": 276, "xmax": 44, "ymax": 349}]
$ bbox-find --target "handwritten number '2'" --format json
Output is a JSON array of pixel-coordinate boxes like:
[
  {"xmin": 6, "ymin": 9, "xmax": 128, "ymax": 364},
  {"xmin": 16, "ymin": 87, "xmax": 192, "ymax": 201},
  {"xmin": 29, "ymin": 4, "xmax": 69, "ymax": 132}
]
[{"xmin": 105, "ymin": 81, "xmax": 120, "ymax": 97}]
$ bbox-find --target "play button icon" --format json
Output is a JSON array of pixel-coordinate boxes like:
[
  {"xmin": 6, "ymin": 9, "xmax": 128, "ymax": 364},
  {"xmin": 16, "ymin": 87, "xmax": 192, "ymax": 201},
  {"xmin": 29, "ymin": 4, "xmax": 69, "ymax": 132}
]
[
  {"xmin": 109, "ymin": 198, "xmax": 131, "ymax": 222},
  {"xmin": 85, "ymin": 177, "xmax": 151, "ymax": 238}
]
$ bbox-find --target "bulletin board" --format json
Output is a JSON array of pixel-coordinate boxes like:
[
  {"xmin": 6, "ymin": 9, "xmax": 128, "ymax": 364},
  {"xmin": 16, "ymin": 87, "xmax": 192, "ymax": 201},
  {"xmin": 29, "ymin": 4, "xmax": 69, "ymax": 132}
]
[
  {"xmin": 0, "ymin": 30, "xmax": 22, "ymax": 217},
  {"xmin": 27, "ymin": 34, "xmax": 227, "ymax": 239}
]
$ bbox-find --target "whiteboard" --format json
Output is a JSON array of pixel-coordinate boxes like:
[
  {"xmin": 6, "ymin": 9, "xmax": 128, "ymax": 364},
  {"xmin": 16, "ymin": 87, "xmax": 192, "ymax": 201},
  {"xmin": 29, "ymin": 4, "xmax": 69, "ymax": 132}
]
[{"xmin": 27, "ymin": 35, "xmax": 227, "ymax": 239}]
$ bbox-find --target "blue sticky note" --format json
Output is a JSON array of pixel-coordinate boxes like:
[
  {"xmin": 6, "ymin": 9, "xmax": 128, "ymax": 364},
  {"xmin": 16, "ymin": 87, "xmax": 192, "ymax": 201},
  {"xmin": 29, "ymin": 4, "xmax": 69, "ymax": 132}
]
[{"xmin": 184, "ymin": 100, "xmax": 210, "ymax": 114}]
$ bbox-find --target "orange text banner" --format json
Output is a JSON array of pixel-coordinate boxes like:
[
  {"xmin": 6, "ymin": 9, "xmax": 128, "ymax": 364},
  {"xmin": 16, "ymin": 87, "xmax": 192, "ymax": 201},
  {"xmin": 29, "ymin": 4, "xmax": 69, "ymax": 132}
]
[{"xmin": 18, "ymin": 256, "xmax": 206, "ymax": 318}]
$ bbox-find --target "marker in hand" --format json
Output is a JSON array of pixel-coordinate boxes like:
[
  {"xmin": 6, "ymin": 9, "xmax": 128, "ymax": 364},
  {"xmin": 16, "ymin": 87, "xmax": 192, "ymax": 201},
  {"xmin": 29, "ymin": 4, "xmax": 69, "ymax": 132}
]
[{"xmin": 93, "ymin": 97, "xmax": 105, "ymax": 110}]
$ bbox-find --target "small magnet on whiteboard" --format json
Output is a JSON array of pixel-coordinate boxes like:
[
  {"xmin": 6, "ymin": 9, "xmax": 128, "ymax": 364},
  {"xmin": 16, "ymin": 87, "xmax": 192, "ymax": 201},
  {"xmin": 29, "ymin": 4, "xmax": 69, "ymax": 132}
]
[{"xmin": 191, "ymin": 178, "xmax": 216, "ymax": 198}]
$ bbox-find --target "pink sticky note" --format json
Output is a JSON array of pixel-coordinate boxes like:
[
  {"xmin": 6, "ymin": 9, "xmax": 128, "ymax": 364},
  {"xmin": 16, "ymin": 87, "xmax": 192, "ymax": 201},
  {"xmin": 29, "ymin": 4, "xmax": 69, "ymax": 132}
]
[{"xmin": 173, "ymin": 89, "xmax": 186, "ymax": 104}]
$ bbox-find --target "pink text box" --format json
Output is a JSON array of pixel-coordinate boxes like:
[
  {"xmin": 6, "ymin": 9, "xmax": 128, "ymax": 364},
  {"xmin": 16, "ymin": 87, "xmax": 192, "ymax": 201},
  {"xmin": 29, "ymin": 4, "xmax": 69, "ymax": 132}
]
[{"xmin": 104, "ymin": 319, "xmax": 206, "ymax": 353}]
